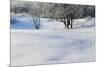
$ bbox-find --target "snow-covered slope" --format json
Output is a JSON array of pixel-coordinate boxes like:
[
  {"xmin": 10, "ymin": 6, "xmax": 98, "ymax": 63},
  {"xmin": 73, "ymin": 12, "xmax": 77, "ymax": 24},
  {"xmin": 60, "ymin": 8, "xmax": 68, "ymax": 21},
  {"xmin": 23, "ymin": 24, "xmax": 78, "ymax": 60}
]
[
  {"xmin": 10, "ymin": 16, "xmax": 35, "ymax": 29},
  {"xmin": 11, "ymin": 16, "xmax": 95, "ymax": 31},
  {"xmin": 11, "ymin": 17, "xmax": 95, "ymax": 66}
]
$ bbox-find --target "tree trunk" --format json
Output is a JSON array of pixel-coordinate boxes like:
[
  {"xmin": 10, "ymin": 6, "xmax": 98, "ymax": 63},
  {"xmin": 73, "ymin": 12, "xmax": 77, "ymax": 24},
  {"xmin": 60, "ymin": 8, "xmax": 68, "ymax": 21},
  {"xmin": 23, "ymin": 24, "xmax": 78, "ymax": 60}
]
[
  {"xmin": 70, "ymin": 19, "xmax": 73, "ymax": 28},
  {"xmin": 63, "ymin": 18, "xmax": 67, "ymax": 27},
  {"xmin": 70, "ymin": 14, "xmax": 73, "ymax": 28}
]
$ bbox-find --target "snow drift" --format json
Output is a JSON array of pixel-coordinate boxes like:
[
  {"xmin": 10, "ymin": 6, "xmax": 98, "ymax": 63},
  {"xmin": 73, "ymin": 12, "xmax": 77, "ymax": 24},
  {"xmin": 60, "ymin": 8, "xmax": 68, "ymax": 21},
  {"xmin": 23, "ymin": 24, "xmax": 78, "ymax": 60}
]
[{"xmin": 11, "ymin": 16, "xmax": 95, "ymax": 66}]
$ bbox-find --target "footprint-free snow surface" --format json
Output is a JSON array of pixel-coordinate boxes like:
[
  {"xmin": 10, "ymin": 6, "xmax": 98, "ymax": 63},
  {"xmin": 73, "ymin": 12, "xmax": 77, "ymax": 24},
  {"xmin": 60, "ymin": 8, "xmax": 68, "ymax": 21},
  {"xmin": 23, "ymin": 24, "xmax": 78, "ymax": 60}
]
[{"xmin": 11, "ymin": 17, "xmax": 95, "ymax": 66}]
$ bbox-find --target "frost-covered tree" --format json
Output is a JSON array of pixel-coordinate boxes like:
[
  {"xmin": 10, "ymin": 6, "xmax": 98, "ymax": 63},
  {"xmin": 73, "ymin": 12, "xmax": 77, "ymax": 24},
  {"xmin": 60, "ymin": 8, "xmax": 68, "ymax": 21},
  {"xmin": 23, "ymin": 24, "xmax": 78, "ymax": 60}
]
[{"xmin": 10, "ymin": 0, "xmax": 95, "ymax": 29}]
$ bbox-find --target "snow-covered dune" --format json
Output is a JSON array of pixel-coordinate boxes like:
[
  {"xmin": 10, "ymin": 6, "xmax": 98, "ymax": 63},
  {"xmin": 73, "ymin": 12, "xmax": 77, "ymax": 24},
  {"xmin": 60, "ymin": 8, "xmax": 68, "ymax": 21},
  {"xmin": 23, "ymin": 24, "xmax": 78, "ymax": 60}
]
[{"xmin": 11, "ymin": 17, "xmax": 95, "ymax": 66}]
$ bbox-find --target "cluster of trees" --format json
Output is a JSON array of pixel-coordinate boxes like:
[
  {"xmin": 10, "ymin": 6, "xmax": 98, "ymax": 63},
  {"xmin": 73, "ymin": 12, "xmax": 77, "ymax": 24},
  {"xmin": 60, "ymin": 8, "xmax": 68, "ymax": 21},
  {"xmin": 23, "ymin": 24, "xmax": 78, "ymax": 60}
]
[{"xmin": 11, "ymin": 1, "xmax": 95, "ymax": 29}]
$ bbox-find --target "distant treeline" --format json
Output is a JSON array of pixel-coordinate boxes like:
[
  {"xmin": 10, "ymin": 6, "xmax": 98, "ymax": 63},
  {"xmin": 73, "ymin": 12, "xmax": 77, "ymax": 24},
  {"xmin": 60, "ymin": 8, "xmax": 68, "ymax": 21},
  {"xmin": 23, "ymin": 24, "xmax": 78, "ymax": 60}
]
[
  {"xmin": 11, "ymin": 1, "xmax": 95, "ymax": 19},
  {"xmin": 10, "ymin": 1, "xmax": 95, "ymax": 29}
]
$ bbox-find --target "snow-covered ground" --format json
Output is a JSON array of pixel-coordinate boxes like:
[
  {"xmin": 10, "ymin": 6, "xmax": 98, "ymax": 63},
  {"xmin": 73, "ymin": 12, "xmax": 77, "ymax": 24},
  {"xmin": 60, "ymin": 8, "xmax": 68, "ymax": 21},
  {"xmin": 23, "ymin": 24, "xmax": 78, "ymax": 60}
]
[{"xmin": 11, "ymin": 17, "xmax": 95, "ymax": 66}]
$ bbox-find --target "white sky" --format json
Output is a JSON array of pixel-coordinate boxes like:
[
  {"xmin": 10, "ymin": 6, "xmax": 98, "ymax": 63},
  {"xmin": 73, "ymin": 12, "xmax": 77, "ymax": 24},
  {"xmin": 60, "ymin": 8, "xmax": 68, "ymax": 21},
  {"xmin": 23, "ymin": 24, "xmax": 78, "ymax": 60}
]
[{"xmin": 22, "ymin": 0, "xmax": 95, "ymax": 5}]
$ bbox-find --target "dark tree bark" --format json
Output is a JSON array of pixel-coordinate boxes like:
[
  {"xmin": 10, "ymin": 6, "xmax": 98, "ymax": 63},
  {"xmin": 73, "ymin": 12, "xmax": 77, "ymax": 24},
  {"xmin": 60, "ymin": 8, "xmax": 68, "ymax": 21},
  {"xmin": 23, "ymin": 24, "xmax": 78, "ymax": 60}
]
[
  {"xmin": 63, "ymin": 17, "xmax": 67, "ymax": 27},
  {"xmin": 70, "ymin": 14, "xmax": 73, "ymax": 29},
  {"xmin": 70, "ymin": 19, "xmax": 73, "ymax": 28},
  {"xmin": 67, "ymin": 15, "xmax": 71, "ymax": 28},
  {"xmin": 67, "ymin": 21, "xmax": 70, "ymax": 28}
]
